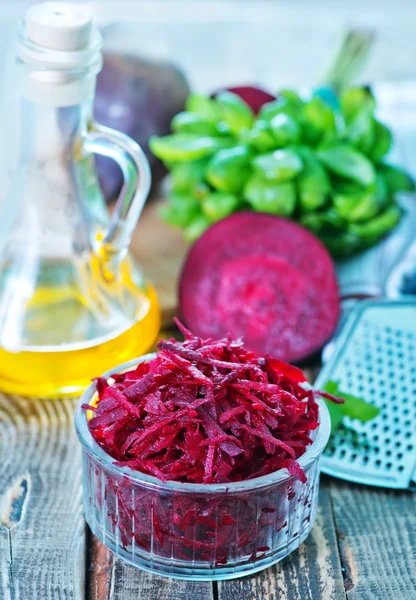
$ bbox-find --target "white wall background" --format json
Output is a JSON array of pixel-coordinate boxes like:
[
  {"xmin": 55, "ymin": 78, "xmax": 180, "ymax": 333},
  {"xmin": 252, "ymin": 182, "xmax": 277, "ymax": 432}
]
[
  {"xmin": 0, "ymin": 0, "xmax": 416, "ymax": 91},
  {"xmin": 1, "ymin": 1, "xmax": 416, "ymax": 183}
]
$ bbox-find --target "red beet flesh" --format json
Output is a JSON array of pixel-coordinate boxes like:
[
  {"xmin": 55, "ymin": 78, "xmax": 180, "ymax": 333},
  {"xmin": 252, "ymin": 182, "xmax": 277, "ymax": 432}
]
[{"xmin": 179, "ymin": 213, "xmax": 340, "ymax": 362}]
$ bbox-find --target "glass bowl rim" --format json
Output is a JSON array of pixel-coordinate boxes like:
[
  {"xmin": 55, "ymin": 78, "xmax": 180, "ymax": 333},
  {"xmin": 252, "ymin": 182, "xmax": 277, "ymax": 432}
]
[{"xmin": 75, "ymin": 353, "xmax": 331, "ymax": 494}]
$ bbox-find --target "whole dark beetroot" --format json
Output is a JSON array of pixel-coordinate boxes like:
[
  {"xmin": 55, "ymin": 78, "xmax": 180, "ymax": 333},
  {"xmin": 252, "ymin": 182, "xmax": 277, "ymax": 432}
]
[{"xmin": 94, "ymin": 53, "xmax": 190, "ymax": 202}]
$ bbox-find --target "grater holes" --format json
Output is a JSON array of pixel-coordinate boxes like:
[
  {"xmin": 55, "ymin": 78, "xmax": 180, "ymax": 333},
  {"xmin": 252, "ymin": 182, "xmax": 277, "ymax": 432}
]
[{"xmin": 322, "ymin": 309, "xmax": 416, "ymax": 485}]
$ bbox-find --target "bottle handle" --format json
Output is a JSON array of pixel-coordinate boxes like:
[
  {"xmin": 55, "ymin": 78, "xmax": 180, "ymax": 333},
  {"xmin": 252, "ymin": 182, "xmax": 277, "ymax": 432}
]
[{"xmin": 83, "ymin": 122, "xmax": 151, "ymax": 264}]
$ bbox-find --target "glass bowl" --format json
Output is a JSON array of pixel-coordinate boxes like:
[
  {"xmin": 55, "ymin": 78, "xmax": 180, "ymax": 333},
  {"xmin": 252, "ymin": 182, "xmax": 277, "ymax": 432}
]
[{"xmin": 75, "ymin": 355, "xmax": 330, "ymax": 581}]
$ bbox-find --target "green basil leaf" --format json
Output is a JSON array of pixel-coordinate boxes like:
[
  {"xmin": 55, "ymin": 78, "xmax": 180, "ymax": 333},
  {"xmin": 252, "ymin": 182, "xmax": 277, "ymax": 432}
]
[
  {"xmin": 270, "ymin": 113, "xmax": 301, "ymax": 147},
  {"xmin": 245, "ymin": 119, "xmax": 276, "ymax": 152},
  {"xmin": 160, "ymin": 193, "xmax": 201, "ymax": 227},
  {"xmin": 171, "ymin": 159, "xmax": 209, "ymax": 191},
  {"xmin": 184, "ymin": 214, "xmax": 212, "ymax": 242},
  {"xmin": 302, "ymin": 96, "xmax": 335, "ymax": 145},
  {"xmin": 349, "ymin": 205, "xmax": 402, "ymax": 241},
  {"xmin": 334, "ymin": 191, "xmax": 380, "ymax": 223},
  {"xmin": 347, "ymin": 110, "xmax": 375, "ymax": 155},
  {"xmin": 324, "ymin": 380, "xmax": 380, "ymax": 423},
  {"xmin": 206, "ymin": 145, "xmax": 252, "ymax": 193},
  {"xmin": 340, "ymin": 87, "xmax": 376, "ymax": 123},
  {"xmin": 378, "ymin": 163, "xmax": 415, "ymax": 194},
  {"xmin": 150, "ymin": 134, "xmax": 233, "ymax": 162},
  {"xmin": 186, "ymin": 94, "xmax": 222, "ymax": 122},
  {"xmin": 317, "ymin": 144, "xmax": 376, "ymax": 186},
  {"xmin": 326, "ymin": 402, "xmax": 344, "ymax": 435},
  {"xmin": 202, "ymin": 192, "xmax": 240, "ymax": 222},
  {"xmin": 244, "ymin": 175, "xmax": 296, "ymax": 216},
  {"xmin": 368, "ymin": 120, "xmax": 392, "ymax": 162},
  {"xmin": 171, "ymin": 112, "xmax": 218, "ymax": 135},
  {"xmin": 215, "ymin": 91, "xmax": 254, "ymax": 135},
  {"xmin": 259, "ymin": 97, "xmax": 299, "ymax": 122},
  {"xmin": 252, "ymin": 149, "xmax": 303, "ymax": 181},
  {"xmin": 300, "ymin": 209, "xmax": 345, "ymax": 234},
  {"xmin": 297, "ymin": 147, "xmax": 330, "ymax": 210},
  {"xmin": 319, "ymin": 231, "xmax": 361, "ymax": 258}
]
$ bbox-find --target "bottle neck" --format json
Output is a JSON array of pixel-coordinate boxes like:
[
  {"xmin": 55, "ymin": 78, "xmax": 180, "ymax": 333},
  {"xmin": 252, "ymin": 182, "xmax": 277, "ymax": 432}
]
[{"xmin": 19, "ymin": 95, "xmax": 94, "ymax": 165}]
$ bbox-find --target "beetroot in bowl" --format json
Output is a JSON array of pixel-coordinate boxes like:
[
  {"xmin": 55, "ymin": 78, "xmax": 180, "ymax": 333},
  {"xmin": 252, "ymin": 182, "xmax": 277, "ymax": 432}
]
[{"xmin": 75, "ymin": 327, "xmax": 331, "ymax": 580}]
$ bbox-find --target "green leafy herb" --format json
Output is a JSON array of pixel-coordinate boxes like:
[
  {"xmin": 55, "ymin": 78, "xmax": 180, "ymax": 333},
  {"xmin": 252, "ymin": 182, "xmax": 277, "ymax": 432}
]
[
  {"xmin": 323, "ymin": 380, "xmax": 380, "ymax": 435},
  {"xmin": 150, "ymin": 86, "xmax": 414, "ymax": 255}
]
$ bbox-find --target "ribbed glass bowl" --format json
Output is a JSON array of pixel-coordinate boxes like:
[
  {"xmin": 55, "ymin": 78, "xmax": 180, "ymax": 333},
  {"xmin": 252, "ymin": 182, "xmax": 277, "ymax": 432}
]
[{"xmin": 75, "ymin": 355, "xmax": 330, "ymax": 581}]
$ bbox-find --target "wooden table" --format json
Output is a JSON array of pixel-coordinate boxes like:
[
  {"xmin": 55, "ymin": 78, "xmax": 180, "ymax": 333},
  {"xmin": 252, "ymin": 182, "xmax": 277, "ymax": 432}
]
[
  {"xmin": 2, "ymin": 381, "xmax": 416, "ymax": 599},
  {"xmin": 1, "ymin": 203, "xmax": 416, "ymax": 599}
]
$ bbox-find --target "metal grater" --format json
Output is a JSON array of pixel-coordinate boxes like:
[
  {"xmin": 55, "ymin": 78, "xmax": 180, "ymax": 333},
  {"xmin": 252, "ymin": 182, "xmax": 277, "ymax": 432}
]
[{"xmin": 315, "ymin": 299, "xmax": 416, "ymax": 489}]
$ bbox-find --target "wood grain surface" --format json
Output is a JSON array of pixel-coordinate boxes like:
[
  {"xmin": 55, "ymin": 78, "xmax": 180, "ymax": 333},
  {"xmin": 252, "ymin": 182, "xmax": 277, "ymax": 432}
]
[
  {"xmin": 0, "ymin": 395, "xmax": 85, "ymax": 600},
  {"xmin": 328, "ymin": 481, "xmax": 416, "ymax": 600},
  {"xmin": 87, "ymin": 534, "xmax": 213, "ymax": 600}
]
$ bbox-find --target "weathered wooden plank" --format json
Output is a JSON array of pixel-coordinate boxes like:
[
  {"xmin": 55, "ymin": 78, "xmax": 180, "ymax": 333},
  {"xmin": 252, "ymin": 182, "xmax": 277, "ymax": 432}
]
[
  {"xmin": 0, "ymin": 394, "xmax": 85, "ymax": 600},
  {"xmin": 218, "ymin": 487, "xmax": 346, "ymax": 600},
  {"xmin": 87, "ymin": 534, "xmax": 214, "ymax": 600},
  {"xmin": 329, "ymin": 481, "xmax": 416, "ymax": 600}
]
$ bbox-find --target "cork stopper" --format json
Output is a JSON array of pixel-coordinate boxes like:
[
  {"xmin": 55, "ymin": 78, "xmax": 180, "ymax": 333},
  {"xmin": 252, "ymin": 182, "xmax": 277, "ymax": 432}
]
[{"xmin": 25, "ymin": 2, "xmax": 93, "ymax": 52}]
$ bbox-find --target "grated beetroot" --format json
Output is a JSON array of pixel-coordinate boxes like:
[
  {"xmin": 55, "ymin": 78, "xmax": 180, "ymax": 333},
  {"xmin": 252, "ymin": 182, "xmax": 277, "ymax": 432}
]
[
  {"xmin": 85, "ymin": 320, "xmax": 336, "ymax": 484},
  {"xmin": 84, "ymin": 321, "xmax": 338, "ymax": 567}
]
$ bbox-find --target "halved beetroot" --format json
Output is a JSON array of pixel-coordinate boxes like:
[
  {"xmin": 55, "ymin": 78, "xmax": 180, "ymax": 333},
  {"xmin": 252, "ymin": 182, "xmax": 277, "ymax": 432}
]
[
  {"xmin": 179, "ymin": 212, "xmax": 340, "ymax": 362},
  {"xmin": 213, "ymin": 86, "xmax": 276, "ymax": 114}
]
